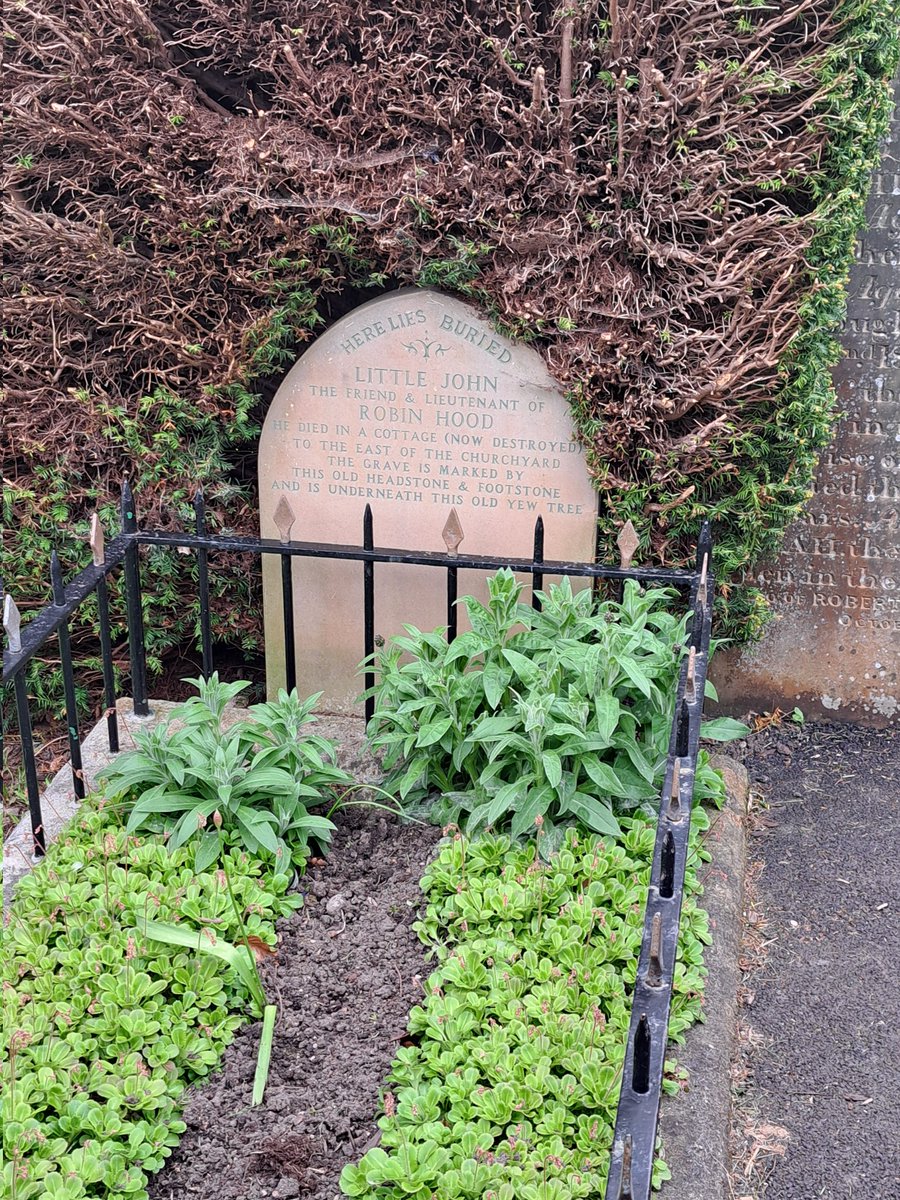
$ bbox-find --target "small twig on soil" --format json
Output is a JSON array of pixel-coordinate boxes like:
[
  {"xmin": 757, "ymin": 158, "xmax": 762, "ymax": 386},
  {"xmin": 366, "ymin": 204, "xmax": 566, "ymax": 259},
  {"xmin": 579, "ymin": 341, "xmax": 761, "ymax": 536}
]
[{"xmin": 327, "ymin": 911, "xmax": 346, "ymax": 937}]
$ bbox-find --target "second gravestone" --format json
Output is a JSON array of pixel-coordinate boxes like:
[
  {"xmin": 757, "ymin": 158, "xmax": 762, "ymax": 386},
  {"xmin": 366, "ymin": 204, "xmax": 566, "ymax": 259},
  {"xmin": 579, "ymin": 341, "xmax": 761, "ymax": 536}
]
[
  {"xmin": 712, "ymin": 77, "xmax": 899, "ymax": 723},
  {"xmin": 259, "ymin": 288, "xmax": 597, "ymax": 712}
]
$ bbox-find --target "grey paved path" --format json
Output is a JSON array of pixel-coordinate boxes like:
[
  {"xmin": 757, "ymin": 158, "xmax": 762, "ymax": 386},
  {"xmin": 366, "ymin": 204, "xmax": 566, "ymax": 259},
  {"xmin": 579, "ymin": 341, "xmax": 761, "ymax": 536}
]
[{"xmin": 738, "ymin": 723, "xmax": 900, "ymax": 1199}]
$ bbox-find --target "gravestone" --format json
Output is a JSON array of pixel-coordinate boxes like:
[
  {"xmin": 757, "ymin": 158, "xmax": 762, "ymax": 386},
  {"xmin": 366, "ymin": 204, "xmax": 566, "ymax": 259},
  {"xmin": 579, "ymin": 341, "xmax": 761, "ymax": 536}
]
[
  {"xmin": 258, "ymin": 288, "xmax": 597, "ymax": 712},
  {"xmin": 713, "ymin": 81, "xmax": 900, "ymax": 724}
]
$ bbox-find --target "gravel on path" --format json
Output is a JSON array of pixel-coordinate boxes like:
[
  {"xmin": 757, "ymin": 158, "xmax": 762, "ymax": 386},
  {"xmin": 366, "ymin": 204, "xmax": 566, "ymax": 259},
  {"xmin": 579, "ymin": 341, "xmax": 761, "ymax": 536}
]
[{"xmin": 731, "ymin": 721, "xmax": 900, "ymax": 1200}]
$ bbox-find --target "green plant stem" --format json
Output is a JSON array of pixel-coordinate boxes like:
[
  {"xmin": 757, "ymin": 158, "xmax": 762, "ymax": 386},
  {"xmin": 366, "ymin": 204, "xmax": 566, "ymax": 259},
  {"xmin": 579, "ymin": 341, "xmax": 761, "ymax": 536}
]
[
  {"xmin": 324, "ymin": 784, "xmax": 429, "ymax": 824},
  {"xmin": 219, "ymin": 855, "xmax": 266, "ymax": 1014},
  {"xmin": 252, "ymin": 1004, "xmax": 277, "ymax": 1106}
]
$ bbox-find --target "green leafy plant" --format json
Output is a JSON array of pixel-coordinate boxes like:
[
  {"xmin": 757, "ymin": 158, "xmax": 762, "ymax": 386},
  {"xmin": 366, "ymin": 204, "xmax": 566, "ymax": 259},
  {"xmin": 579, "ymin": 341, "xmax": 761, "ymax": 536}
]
[
  {"xmin": 1, "ymin": 796, "xmax": 300, "ymax": 1200},
  {"xmin": 366, "ymin": 572, "xmax": 734, "ymax": 849},
  {"xmin": 698, "ymin": 716, "xmax": 752, "ymax": 742},
  {"xmin": 138, "ymin": 918, "xmax": 265, "ymax": 1012},
  {"xmin": 98, "ymin": 675, "xmax": 351, "ymax": 874},
  {"xmin": 341, "ymin": 817, "xmax": 714, "ymax": 1199}
]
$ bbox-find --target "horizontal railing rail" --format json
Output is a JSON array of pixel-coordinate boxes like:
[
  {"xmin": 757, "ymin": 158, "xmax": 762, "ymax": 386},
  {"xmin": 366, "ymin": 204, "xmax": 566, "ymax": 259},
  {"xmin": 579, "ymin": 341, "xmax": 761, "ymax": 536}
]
[
  {"xmin": 133, "ymin": 529, "xmax": 696, "ymax": 586},
  {"xmin": 1, "ymin": 481, "xmax": 713, "ymax": 1200},
  {"xmin": 2, "ymin": 536, "xmax": 129, "ymax": 684}
]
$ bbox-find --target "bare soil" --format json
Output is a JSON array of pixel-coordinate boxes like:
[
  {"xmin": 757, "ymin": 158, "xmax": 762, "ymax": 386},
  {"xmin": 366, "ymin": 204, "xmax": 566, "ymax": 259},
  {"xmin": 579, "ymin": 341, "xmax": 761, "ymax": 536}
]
[{"xmin": 147, "ymin": 803, "xmax": 440, "ymax": 1200}]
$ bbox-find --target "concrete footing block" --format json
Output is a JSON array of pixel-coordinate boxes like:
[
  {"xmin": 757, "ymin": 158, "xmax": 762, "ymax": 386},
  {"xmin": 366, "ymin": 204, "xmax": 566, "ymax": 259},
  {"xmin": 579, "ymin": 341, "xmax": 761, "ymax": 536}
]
[{"xmin": 4, "ymin": 698, "xmax": 177, "ymax": 910}]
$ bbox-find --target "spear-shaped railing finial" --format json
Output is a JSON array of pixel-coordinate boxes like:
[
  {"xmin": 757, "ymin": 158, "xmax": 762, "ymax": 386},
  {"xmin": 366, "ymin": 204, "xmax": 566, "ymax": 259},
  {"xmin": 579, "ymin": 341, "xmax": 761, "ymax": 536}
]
[
  {"xmin": 273, "ymin": 495, "xmax": 296, "ymax": 545},
  {"xmin": 442, "ymin": 510, "xmax": 464, "ymax": 554},
  {"xmin": 89, "ymin": 513, "xmax": 106, "ymax": 567},
  {"xmin": 3, "ymin": 592, "xmax": 22, "ymax": 654}
]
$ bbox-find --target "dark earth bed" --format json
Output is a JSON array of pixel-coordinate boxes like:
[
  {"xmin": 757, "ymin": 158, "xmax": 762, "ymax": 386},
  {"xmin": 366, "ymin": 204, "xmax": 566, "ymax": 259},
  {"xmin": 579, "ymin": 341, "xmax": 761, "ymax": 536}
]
[{"xmin": 147, "ymin": 803, "xmax": 441, "ymax": 1200}]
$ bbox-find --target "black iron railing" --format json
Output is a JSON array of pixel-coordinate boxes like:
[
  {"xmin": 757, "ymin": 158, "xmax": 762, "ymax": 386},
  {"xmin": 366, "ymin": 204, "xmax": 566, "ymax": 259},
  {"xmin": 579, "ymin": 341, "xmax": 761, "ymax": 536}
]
[{"xmin": 1, "ymin": 481, "xmax": 713, "ymax": 1200}]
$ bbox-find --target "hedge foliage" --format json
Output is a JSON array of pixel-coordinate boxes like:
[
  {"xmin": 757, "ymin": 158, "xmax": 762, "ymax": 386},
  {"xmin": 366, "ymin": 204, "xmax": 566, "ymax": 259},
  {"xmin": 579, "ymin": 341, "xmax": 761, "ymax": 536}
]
[{"xmin": 2, "ymin": 2, "xmax": 899, "ymax": 720}]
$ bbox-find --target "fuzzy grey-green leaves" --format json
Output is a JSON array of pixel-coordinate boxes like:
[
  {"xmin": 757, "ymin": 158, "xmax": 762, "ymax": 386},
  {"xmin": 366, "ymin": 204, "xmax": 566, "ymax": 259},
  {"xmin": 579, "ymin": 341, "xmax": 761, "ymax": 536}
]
[
  {"xmin": 99, "ymin": 675, "xmax": 351, "ymax": 873},
  {"xmin": 365, "ymin": 571, "xmax": 716, "ymax": 848}
]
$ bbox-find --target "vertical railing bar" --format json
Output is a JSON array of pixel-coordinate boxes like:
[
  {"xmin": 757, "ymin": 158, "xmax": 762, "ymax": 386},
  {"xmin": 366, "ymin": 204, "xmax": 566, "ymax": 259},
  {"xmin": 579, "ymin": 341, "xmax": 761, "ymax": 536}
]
[
  {"xmin": 95, "ymin": 573, "xmax": 119, "ymax": 754},
  {"xmin": 5, "ymin": 592, "xmax": 46, "ymax": 857},
  {"xmin": 273, "ymin": 495, "xmax": 297, "ymax": 694},
  {"xmin": 593, "ymin": 491, "xmax": 604, "ymax": 603},
  {"xmin": 441, "ymin": 511, "xmax": 464, "ymax": 643},
  {"xmin": 193, "ymin": 489, "xmax": 214, "ymax": 679},
  {"xmin": 13, "ymin": 672, "xmax": 44, "ymax": 856},
  {"xmin": 446, "ymin": 564, "xmax": 458, "ymax": 642},
  {"xmin": 121, "ymin": 481, "xmax": 150, "ymax": 716},
  {"xmin": 90, "ymin": 514, "xmax": 119, "ymax": 753},
  {"xmin": 618, "ymin": 1134, "xmax": 634, "ymax": 1200},
  {"xmin": 51, "ymin": 551, "xmax": 85, "ymax": 802},
  {"xmin": 532, "ymin": 516, "xmax": 544, "ymax": 611},
  {"xmin": 281, "ymin": 554, "xmax": 296, "ymax": 694},
  {"xmin": 646, "ymin": 912, "xmax": 664, "ymax": 987},
  {"xmin": 363, "ymin": 505, "xmax": 375, "ymax": 725}
]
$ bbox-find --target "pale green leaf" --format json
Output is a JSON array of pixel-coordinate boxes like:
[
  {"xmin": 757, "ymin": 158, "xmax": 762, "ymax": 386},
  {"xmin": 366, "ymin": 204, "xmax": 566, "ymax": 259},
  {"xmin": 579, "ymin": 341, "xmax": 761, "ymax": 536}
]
[
  {"xmin": 252, "ymin": 1004, "xmax": 277, "ymax": 1105},
  {"xmin": 564, "ymin": 792, "xmax": 621, "ymax": 837},
  {"xmin": 416, "ymin": 717, "xmax": 454, "ymax": 747},
  {"xmin": 541, "ymin": 751, "xmax": 562, "ymax": 790},
  {"xmin": 594, "ymin": 692, "xmax": 621, "ymax": 743},
  {"xmin": 700, "ymin": 717, "xmax": 750, "ymax": 742}
]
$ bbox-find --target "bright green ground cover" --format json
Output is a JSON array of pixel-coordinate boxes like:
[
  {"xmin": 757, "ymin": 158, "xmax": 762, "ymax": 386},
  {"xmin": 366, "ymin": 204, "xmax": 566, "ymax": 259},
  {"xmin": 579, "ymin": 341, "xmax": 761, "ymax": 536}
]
[
  {"xmin": 2, "ymin": 794, "xmax": 715, "ymax": 1200},
  {"xmin": 1, "ymin": 800, "xmax": 299, "ymax": 1200},
  {"xmin": 340, "ymin": 818, "xmax": 713, "ymax": 1200}
]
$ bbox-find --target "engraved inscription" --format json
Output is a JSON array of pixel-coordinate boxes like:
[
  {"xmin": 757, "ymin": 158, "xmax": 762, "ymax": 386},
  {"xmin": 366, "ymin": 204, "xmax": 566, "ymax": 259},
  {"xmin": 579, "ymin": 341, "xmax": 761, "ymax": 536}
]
[
  {"xmin": 258, "ymin": 288, "xmax": 598, "ymax": 712},
  {"xmin": 263, "ymin": 327, "xmax": 591, "ymax": 518},
  {"xmin": 713, "ymin": 80, "xmax": 900, "ymax": 722}
]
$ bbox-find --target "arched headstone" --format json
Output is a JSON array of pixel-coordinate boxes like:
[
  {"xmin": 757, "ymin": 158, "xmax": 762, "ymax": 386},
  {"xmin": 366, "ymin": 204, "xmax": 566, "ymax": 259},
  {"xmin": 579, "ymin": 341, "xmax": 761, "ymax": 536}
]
[{"xmin": 258, "ymin": 288, "xmax": 597, "ymax": 712}]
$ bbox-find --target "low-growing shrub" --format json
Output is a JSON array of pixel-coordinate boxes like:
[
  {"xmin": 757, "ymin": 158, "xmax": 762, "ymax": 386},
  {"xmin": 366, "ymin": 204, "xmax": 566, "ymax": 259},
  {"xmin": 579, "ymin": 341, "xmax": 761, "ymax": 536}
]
[
  {"xmin": 341, "ymin": 818, "xmax": 712, "ymax": 1199},
  {"xmin": 99, "ymin": 675, "xmax": 351, "ymax": 875},
  {"xmin": 1, "ymin": 797, "xmax": 300, "ymax": 1200},
  {"xmin": 367, "ymin": 572, "xmax": 734, "ymax": 849}
]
